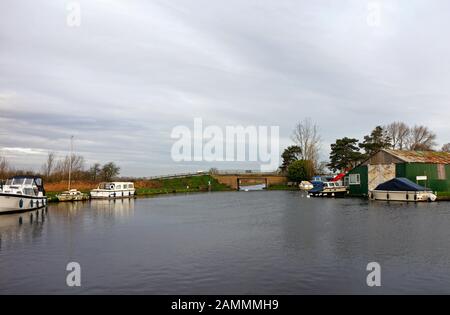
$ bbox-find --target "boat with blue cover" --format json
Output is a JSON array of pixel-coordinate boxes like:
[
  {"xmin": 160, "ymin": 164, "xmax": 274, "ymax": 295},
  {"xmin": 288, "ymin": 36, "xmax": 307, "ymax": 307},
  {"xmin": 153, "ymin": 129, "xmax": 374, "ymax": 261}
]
[{"xmin": 370, "ymin": 177, "xmax": 437, "ymax": 202}]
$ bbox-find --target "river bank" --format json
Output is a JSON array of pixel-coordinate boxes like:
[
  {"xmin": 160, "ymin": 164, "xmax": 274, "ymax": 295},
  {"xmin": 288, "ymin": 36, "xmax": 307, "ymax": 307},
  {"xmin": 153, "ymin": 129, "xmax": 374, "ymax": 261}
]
[
  {"xmin": 45, "ymin": 176, "xmax": 450, "ymax": 202},
  {"xmin": 46, "ymin": 175, "xmax": 232, "ymax": 202}
]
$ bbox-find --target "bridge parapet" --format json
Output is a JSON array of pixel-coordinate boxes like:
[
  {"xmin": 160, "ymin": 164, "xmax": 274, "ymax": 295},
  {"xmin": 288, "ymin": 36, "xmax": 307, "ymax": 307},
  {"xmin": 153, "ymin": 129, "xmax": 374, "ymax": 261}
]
[{"xmin": 211, "ymin": 173, "xmax": 288, "ymax": 190}]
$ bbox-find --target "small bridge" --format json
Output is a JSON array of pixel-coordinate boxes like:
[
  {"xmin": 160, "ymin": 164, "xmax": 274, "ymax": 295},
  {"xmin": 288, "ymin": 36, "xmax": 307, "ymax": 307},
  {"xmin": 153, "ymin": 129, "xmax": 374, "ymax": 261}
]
[{"xmin": 211, "ymin": 171, "xmax": 287, "ymax": 190}]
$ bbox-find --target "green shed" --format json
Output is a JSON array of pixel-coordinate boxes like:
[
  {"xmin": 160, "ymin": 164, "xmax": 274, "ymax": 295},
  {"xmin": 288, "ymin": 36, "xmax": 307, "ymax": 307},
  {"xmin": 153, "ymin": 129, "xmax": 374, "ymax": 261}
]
[{"xmin": 346, "ymin": 149, "xmax": 450, "ymax": 198}]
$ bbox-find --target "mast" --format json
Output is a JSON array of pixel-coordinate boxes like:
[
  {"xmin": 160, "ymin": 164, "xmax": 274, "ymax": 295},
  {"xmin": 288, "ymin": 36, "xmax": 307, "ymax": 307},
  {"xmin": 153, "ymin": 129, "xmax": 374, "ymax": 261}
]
[{"xmin": 68, "ymin": 135, "xmax": 74, "ymax": 191}]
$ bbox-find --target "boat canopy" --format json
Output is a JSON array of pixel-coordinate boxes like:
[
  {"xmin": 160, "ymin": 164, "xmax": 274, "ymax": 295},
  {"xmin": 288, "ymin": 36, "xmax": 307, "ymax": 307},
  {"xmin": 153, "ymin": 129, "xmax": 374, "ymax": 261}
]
[
  {"xmin": 374, "ymin": 177, "xmax": 431, "ymax": 192},
  {"xmin": 6, "ymin": 176, "xmax": 44, "ymax": 189},
  {"xmin": 309, "ymin": 181, "xmax": 324, "ymax": 193}
]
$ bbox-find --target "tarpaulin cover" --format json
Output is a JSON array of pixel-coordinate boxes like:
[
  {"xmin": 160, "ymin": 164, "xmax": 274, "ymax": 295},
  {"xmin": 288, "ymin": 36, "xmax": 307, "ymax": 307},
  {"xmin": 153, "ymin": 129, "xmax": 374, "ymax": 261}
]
[
  {"xmin": 374, "ymin": 177, "xmax": 431, "ymax": 192},
  {"xmin": 309, "ymin": 181, "xmax": 324, "ymax": 193}
]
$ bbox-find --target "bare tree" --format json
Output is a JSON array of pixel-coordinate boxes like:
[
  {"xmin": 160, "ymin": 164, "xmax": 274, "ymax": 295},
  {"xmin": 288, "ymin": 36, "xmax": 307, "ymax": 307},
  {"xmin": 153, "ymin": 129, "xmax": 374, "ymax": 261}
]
[
  {"xmin": 385, "ymin": 122, "xmax": 410, "ymax": 150},
  {"xmin": 0, "ymin": 156, "xmax": 10, "ymax": 178},
  {"xmin": 101, "ymin": 162, "xmax": 120, "ymax": 181},
  {"xmin": 407, "ymin": 125, "xmax": 437, "ymax": 151},
  {"xmin": 441, "ymin": 143, "xmax": 450, "ymax": 152},
  {"xmin": 89, "ymin": 163, "xmax": 102, "ymax": 181},
  {"xmin": 54, "ymin": 154, "xmax": 85, "ymax": 180},
  {"xmin": 41, "ymin": 152, "xmax": 56, "ymax": 179},
  {"xmin": 291, "ymin": 118, "xmax": 321, "ymax": 171}
]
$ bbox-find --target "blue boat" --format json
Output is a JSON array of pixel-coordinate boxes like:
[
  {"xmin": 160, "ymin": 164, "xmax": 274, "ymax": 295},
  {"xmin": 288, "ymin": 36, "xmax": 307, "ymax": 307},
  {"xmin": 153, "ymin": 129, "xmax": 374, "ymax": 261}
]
[{"xmin": 308, "ymin": 180, "xmax": 347, "ymax": 197}]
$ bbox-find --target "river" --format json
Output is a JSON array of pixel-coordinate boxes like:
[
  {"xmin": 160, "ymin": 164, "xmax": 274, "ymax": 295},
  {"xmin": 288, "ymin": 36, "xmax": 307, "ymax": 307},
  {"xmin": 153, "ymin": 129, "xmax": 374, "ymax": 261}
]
[{"xmin": 1, "ymin": 191, "xmax": 450, "ymax": 294}]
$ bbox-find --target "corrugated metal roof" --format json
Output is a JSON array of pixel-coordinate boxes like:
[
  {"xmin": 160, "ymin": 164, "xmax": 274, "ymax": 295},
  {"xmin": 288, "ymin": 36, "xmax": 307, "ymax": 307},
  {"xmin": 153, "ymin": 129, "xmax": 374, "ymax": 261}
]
[{"xmin": 383, "ymin": 149, "xmax": 450, "ymax": 164}]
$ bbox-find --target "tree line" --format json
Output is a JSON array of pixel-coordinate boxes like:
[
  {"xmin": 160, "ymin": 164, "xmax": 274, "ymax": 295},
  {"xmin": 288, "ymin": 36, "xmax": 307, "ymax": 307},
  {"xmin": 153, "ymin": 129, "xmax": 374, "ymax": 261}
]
[
  {"xmin": 281, "ymin": 120, "xmax": 450, "ymax": 182},
  {"xmin": 0, "ymin": 153, "xmax": 120, "ymax": 182}
]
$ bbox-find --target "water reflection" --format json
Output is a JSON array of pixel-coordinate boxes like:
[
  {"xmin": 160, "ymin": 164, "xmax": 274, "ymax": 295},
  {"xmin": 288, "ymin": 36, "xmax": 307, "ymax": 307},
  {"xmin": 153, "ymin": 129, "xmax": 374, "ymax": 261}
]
[
  {"xmin": 0, "ymin": 208, "xmax": 47, "ymax": 251},
  {"xmin": 2, "ymin": 192, "xmax": 450, "ymax": 294},
  {"xmin": 89, "ymin": 198, "xmax": 135, "ymax": 217},
  {"xmin": 239, "ymin": 184, "xmax": 266, "ymax": 191}
]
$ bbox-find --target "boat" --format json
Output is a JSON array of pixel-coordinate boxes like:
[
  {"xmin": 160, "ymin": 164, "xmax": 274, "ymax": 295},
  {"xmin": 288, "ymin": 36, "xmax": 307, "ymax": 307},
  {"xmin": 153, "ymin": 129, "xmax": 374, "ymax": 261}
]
[
  {"xmin": 299, "ymin": 181, "xmax": 313, "ymax": 190},
  {"xmin": 0, "ymin": 176, "xmax": 48, "ymax": 214},
  {"xmin": 57, "ymin": 189, "xmax": 89, "ymax": 201},
  {"xmin": 370, "ymin": 177, "xmax": 437, "ymax": 202},
  {"xmin": 56, "ymin": 136, "xmax": 88, "ymax": 202},
  {"xmin": 90, "ymin": 182, "xmax": 135, "ymax": 199},
  {"xmin": 308, "ymin": 181, "xmax": 348, "ymax": 197}
]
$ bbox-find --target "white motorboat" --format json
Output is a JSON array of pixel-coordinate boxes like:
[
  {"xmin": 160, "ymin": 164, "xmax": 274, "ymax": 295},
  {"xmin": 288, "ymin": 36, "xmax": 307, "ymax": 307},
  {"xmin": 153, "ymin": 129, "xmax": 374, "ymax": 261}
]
[
  {"xmin": 0, "ymin": 176, "xmax": 48, "ymax": 214},
  {"xmin": 299, "ymin": 181, "xmax": 313, "ymax": 190},
  {"xmin": 90, "ymin": 182, "xmax": 135, "ymax": 199},
  {"xmin": 370, "ymin": 177, "xmax": 437, "ymax": 202},
  {"xmin": 309, "ymin": 181, "xmax": 348, "ymax": 197}
]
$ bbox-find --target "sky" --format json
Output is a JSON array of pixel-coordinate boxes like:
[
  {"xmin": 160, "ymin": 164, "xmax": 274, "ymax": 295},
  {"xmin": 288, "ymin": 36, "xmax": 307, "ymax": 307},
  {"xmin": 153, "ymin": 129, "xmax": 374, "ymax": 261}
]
[{"xmin": 1, "ymin": 0, "xmax": 450, "ymax": 176}]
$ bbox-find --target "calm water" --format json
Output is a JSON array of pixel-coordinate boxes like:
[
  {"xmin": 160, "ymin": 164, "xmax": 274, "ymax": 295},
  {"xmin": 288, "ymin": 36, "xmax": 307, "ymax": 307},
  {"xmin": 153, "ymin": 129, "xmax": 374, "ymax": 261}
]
[{"xmin": 1, "ymin": 191, "xmax": 450, "ymax": 294}]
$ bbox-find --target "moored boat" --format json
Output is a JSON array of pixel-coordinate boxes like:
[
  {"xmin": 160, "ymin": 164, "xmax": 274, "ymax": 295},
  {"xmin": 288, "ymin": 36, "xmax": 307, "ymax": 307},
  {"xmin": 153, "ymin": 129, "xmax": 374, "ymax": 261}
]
[
  {"xmin": 299, "ymin": 181, "xmax": 313, "ymax": 190},
  {"xmin": 90, "ymin": 182, "xmax": 135, "ymax": 199},
  {"xmin": 308, "ymin": 181, "xmax": 348, "ymax": 197},
  {"xmin": 0, "ymin": 176, "xmax": 47, "ymax": 214},
  {"xmin": 370, "ymin": 177, "xmax": 437, "ymax": 202},
  {"xmin": 57, "ymin": 189, "xmax": 89, "ymax": 202},
  {"xmin": 56, "ymin": 135, "xmax": 88, "ymax": 202}
]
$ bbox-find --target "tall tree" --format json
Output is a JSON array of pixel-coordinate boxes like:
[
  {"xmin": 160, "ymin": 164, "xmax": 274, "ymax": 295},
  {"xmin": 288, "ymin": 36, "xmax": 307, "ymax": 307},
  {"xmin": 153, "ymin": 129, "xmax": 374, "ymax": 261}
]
[
  {"xmin": 280, "ymin": 145, "xmax": 302, "ymax": 172},
  {"xmin": 359, "ymin": 126, "xmax": 392, "ymax": 157},
  {"xmin": 385, "ymin": 122, "xmax": 410, "ymax": 150},
  {"xmin": 291, "ymin": 118, "xmax": 321, "ymax": 171},
  {"xmin": 41, "ymin": 152, "xmax": 56, "ymax": 179},
  {"xmin": 53, "ymin": 154, "xmax": 85, "ymax": 181},
  {"xmin": 407, "ymin": 125, "xmax": 437, "ymax": 151},
  {"xmin": 0, "ymin": 156, "xmax": 10, "ymax": 178},
  {"xmin": 441, "ymin": 143, "xmax": 450, "ymax": 152},
  {"xmin": 89, "ymin": 163, "xmax": 102, "ymax": 181},
  {"xmin": 101, "ymin": 162, "xmax": 120, "ymax": 181},
  {"xmin": 328, "ymin": 137, "xmax": 363, "ymax": 172}
]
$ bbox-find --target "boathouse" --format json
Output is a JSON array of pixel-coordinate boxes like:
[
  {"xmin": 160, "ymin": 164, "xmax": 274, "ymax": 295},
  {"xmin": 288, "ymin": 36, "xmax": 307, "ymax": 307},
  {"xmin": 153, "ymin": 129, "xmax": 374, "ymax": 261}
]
[{"xmin": 346, "ymin": 149, "xmax": 450, "ymax": 197}]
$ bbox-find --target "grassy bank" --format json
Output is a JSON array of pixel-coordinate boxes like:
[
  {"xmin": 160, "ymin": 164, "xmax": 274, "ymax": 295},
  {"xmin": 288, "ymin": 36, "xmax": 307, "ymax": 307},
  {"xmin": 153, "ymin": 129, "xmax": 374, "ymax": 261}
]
[
  {"xmin": 436, "ymin": 191, "xmax": 450, "ymax": 201},
  {"xmin": 135, "ymin": 175, "xmax": 231, "ymax": 195},
  {"xmin": 267, "ymin": 184, "xmax": 299, "ymax": 191},
  {"xmin": 46, "ymin": 175, "xmax": 232, "ymax": 202}
]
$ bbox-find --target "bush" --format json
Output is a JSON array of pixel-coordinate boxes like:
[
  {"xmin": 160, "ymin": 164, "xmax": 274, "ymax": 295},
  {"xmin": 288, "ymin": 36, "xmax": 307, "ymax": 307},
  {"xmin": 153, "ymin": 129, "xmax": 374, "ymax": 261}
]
[{"xmin": 287, "ymin": 160, "xmax": 314, "ymax": 182}]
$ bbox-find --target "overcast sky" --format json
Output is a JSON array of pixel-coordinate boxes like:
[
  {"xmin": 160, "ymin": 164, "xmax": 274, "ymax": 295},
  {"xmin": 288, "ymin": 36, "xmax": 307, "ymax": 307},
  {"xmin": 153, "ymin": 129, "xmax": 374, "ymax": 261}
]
[{"xmin": 1, "ymin": 0, "xmax": 450, "ymax": 176}]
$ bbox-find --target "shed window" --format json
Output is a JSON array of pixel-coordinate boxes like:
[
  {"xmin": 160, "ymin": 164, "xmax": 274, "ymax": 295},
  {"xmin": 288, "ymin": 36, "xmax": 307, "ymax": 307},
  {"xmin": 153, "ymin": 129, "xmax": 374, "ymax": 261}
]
[
  {"xmin": 349, "ymin": 174, "xmax": 361, "ymax": 185},
  {"xmin": 437, "ymin": 164, "xmax": 446, "ymax": 180}
]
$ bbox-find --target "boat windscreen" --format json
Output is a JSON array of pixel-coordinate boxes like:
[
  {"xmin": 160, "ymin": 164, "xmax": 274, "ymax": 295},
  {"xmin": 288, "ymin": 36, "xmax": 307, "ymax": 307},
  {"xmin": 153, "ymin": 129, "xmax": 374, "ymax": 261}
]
[{"xmin": 12, "ymin": 178, "xmax": 25, "ymax": 185}]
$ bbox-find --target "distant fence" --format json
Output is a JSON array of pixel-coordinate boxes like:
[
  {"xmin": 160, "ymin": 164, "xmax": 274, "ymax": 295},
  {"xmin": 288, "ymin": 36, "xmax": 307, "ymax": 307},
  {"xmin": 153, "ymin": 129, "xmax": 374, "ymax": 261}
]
[
  {"xmin": 144, "ymin": 172, "xmax": 208, "ymax": 180},
  {"xmin": 143, "ymin": 170, "xmax": 280, "ymax": 180},
  {"xmin": 213, "ymin": 170, "xmax": 280, "ymax": 175}
]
